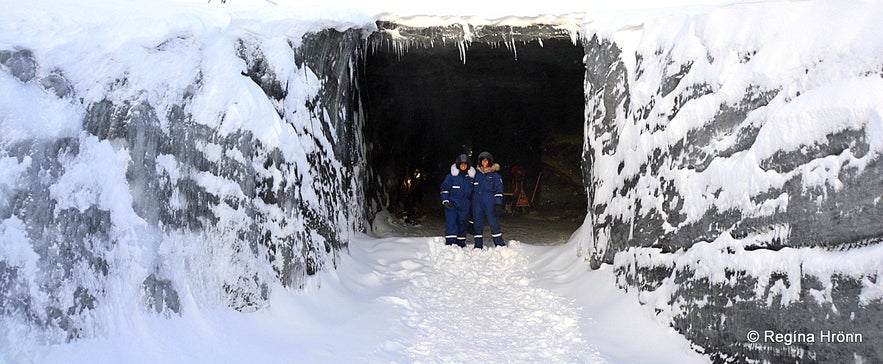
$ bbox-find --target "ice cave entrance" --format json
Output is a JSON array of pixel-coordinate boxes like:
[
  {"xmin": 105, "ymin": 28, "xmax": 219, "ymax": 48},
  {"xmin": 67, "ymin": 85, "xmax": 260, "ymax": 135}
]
[{"xmin": 361, "ymin": 20, "xmax": 588, "ymax": 230}]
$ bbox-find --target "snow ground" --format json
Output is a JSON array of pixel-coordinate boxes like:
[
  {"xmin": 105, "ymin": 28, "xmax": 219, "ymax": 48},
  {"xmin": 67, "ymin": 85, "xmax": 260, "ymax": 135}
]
[{"xmin": 39, "ymin": 213, "xmax": 707, "ymax": 363}]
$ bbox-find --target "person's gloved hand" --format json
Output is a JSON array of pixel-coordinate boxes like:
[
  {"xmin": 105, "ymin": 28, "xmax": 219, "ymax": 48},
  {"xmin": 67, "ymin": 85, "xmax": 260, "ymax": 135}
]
[{"xmin": 443, "ymin": 201, "xmax": 452, "ymax": 209}]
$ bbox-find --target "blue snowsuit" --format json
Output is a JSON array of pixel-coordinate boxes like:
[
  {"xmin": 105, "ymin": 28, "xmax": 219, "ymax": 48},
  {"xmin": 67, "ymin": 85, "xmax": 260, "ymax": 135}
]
[
  {"xmin": 440, "ymin": 164, "xmax": 475, "ymax": 247},
  {"xmin": 472, "ymin": 163, "xmax": 504, "ymax": 248}
]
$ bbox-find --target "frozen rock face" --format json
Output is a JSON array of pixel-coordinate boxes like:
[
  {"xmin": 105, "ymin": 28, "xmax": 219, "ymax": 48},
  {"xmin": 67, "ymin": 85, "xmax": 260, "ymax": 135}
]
[
  {"xmin": 580, "ymin": 3, "xmax": 882, "ymax": 362},
  {"xmin": 0, "ymin": 27, "xmax": 367, "ymax": 350}
]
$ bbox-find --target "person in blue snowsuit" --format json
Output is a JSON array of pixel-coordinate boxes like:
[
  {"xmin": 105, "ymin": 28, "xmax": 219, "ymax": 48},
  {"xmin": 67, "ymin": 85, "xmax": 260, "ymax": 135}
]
[
  {"xmin": 440, "ymin": 154, "xmax": 475, "ymax": 247},
  {"xmin": 472, "ymin": 151, "xmax": 505, "ymax": 248}
]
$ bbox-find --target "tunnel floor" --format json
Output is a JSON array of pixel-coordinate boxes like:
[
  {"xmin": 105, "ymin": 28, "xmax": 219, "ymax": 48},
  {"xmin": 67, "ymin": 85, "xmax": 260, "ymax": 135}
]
[{"xmin": 375, "ymin": 210, "xmax": 585, "ymax": 246}]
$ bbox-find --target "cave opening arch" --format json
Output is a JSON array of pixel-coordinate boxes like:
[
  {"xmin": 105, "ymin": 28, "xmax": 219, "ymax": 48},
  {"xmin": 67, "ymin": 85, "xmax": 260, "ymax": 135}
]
[{"xmin": 359, "ymin": 19, "xmax": 590, "ymax": 236}]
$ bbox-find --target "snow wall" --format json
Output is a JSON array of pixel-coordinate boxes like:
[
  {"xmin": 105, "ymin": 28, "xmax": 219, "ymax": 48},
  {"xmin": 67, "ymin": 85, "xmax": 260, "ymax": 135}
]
[
  {"xmin": 0, "ymin": 4, "xmax": 375, "ymax": 359},
  {"xmin": 580, "ymin": 2, "xmax": 883, "ymax": 362}
]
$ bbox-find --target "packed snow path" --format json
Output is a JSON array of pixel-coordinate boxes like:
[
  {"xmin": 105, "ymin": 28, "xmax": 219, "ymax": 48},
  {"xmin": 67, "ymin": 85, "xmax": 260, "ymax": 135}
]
[
  {"xmin": 376, "ymin": 238, "xmax": 599, "ymax": 362},
  {"xmin": 355, "ymin": 214, "xmax": 707, "ymax": 363}
]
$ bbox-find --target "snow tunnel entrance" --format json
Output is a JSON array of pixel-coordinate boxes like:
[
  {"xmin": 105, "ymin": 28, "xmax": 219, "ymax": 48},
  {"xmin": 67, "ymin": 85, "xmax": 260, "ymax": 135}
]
[{"xmin": 361, "ymin": 21, "xmax": 588, "ymax": 235}]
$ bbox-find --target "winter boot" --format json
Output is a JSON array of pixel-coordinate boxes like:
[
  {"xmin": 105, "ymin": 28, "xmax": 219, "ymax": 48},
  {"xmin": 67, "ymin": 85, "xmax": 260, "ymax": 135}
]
[{"xmin": 473, "ymin": 235, "xmax": 484, "ymax": 249}]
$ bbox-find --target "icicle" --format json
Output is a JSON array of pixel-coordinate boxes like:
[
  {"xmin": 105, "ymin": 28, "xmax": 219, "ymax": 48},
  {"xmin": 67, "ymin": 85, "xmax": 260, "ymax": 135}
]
[
  {"xmin": 569, "ymin": 28, "xmax": 579, "ymax": 46},
  {"xmin": 458, "ymin": 22, "xmax": 472, "ymax": 64},
  {"xmin": 457, "ymin": 40, "xmax": 467, "ymax": 64},
  {"xmin": 773, "ymin": 223, "xmax": 791, "ymax": 244},
  {"xmin": 507, "ymin": 36, "xmax": 517, "ymax": 61}
]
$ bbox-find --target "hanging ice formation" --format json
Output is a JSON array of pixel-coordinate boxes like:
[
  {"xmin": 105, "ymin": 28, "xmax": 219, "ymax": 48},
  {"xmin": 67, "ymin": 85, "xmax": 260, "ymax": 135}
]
[{"xmin": 368, "ymin": 17, "xmax": 581, "ymax": 63}]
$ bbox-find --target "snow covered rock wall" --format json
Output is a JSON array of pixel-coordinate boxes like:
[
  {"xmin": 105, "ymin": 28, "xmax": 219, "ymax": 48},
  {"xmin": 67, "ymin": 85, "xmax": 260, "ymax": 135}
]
[
  {"xmin": 580, "ymin": 2, "xmax": 882, "ymax": 361},
  {"xmin": 0, "ymin": 3, "xmax": 371, "ymax": 355}
]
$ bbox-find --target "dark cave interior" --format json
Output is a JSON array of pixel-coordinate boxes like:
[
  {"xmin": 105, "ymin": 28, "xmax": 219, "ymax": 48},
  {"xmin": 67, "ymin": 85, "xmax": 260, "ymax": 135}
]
[{"xmin": 361, "ymin": 37, "xmax": 588, "ymax": 224}]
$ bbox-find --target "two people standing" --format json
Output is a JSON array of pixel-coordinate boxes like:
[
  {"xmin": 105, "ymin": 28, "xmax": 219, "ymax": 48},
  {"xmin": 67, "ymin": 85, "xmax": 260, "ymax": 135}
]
[{"xmin": 439, "ymin": 152, "xmax": 505, "ymax": 248}]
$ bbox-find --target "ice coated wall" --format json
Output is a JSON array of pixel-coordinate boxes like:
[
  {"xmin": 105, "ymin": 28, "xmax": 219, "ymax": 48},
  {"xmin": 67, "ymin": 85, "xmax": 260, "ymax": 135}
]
[
  {"xmin": 579, "ymin": 2, "xmax": 882, "ymax": 361},
  {"xmin": 0, "ymin": 4, "xmax": 372, "ymax": 355}
]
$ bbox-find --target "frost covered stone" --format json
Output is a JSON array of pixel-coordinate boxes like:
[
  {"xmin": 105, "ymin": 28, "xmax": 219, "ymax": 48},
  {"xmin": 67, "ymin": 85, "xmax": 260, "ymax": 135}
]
[
  {"xmin": 0, "ymin": 10, "xmax": 370, "ymax": 356},
  {"xmin": 0, "ymin": 49, "xmax": 37, "ymax": 83},
  {"xmin": 581, "ymin": 2, "xmax": 883, "ymax": 362},
  {"xmin": 143, "ymin": 274, "xmax": 180, "ymax": 316}
]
